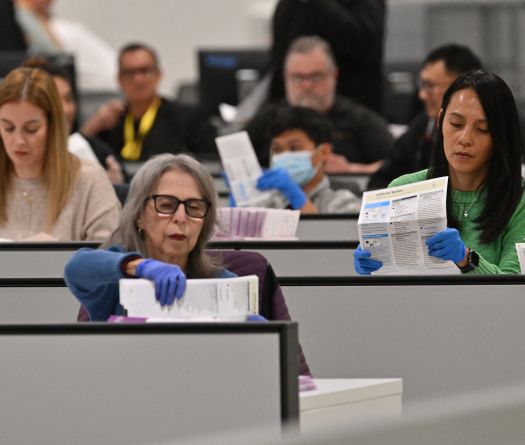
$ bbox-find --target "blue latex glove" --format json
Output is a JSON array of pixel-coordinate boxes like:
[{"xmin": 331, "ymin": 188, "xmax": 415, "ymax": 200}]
[
  {"xmin": 135, "ymin": 259, "xmax": 187, "ymax": 306},
  {"xmin": 425, "ymin": 228, "xmax": 466, "ymax": 263},
  {"xmin": 256, "ymin": 168, "xmax": 307, "ymax": 209},
  {"xmin": 221, "ymin": 171, "xmax": 236, "ymax": 207},
  {"xmin": 354, "ymin": 245, "xmax": 383, "ymax": 275},
  {"xmin": 246, "ymin": 314, "xmax": 268, "ymax": 322}
]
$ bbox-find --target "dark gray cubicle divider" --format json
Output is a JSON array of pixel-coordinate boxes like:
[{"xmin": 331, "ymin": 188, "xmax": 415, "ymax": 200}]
[
  {"xmin": 278, "ymin": 275, "xmax": 525, "ymax": 404},
  {"xmin": 0, "ymin": 322, "xmax": 298, "ymax": 444}
]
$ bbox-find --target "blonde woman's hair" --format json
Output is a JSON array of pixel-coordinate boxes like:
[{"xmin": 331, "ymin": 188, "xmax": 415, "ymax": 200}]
[{"xmin": 0, "ymin": 67, "xmax": 79, "ymax": 227}]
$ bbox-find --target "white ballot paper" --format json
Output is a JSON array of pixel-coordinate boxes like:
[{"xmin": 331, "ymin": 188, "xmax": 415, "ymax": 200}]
[
  {"xmin": 516, "ymin": 243, "xmax": 525, "ymax": 274},
  {"xmin": 215, "ymin": 131, "xmax": 275, "ymax": 207},
  {"xmin": 358, "ymin": 176, "xmax": 460, "ymax": 275},
  {"xmin": 119, "ymin": 275, "xmax": 259, "ymax": 321}
]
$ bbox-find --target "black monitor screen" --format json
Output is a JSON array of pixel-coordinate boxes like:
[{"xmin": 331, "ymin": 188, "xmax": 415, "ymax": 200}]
[{"xmin": 198, "ymin": 48, "xmax": 269, "ymax": 114}]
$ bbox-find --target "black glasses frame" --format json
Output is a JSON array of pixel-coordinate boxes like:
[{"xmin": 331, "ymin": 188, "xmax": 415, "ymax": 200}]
[{"xmin": 146, "ymin": 194, "xmax": 211, "ymax": 218}]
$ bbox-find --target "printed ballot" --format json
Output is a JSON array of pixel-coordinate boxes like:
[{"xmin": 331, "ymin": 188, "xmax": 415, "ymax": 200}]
[
  {"xmin": 119, "ymin": 275, "xmax": 259, "ymax": 321},
  {"xmin": 215, "ymin": 207, "xmax": 300, "ymax": 239},
  {"xmin": 215, "ymin": 131, "xmax": 276, "ymax": 207},
  {"xmin": 516, "ymin": 243, "xmax": 525, "ymax": 274},
  {"xmin": 358, "ymin": 176, "xmax": 460, "ymax": 275}
]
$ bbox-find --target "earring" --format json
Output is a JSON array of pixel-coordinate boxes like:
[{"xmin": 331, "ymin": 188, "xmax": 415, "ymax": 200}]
[{"xmin": 137, "ymin": 226, "xmax": 144, "ymax": 237}]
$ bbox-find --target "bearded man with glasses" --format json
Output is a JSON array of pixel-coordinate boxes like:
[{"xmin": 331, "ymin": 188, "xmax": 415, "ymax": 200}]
[{"xmin": 246, "ymin": 35, "xmax": 394, "ymax": 174}]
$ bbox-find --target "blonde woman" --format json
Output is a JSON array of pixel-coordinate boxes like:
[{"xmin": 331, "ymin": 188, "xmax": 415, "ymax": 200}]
[{"xmin": 0, "ymin": 67, "xmax": 120, "ymax": 241}]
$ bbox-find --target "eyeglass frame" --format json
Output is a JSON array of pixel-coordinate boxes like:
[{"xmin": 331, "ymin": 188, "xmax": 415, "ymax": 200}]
[
  {"xmin": 145, "ymin": 194, "xmax": 211, "ymax": 219},
  {"xmin": 286, "ymin": 70, "xmax": 332, "ymax": 85},
  {"xmin": 119, "ymin": 65, "xmax": 159, "ymax": 80},
  {"xmin": 417, "ymin": 78, "xmax": 452, "ymax": 94}
]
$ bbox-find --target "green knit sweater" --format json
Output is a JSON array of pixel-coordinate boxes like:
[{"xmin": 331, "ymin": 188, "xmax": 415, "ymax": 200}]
[{"xmin": 389, "ymin": 170, "xmax": 525, "ymax": 274}]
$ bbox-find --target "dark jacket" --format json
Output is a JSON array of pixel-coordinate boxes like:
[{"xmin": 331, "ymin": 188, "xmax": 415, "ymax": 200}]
[
  {"xmin": 95, "ymin": 97, "xmax": 217, "ymax": 161},
  {"xmin": 246, "ymin": 97, "xmax": 394, "ymax": 167},
  {"xmin": 269, "ymin": 0, "xmax": 386, "ymax": 113},
  {"xmin": 367, "ymin": 113, "xmax": 436, "ymax": 190}
]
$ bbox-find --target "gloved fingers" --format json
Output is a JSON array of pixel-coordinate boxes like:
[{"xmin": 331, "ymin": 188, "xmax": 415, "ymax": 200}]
[
  {"xmin": 174, "ymin": 272, "xmax": 186, "ymax": 300},
  {"xmin": 154, "ymin": 279, "xmax": 163, "ymax": 304},
  {"xmin": 162, "ymin": 276, "xmax": 177, "ymax": 306},
  {"xmin": 159, "ymin": 275, "xmax": 171, "ymax": 306},
  {"xmin": 426, "ymin": 228, "xmax": 459, "ymax": 246},
  {"xmin": 360, "ymin": 258, "xmax": 383, "ymax": 269},
  {"xmin": 428, "ymin": 245, "xmax": 452, "ymax": 260},
  {"xmin": 256, "ymin": 170, "xmax": 278, "ymax": 190},
  {"xmin": 247, "ymin": 314, "xmax": 268, "ymax": 322},
  {"xmin": 354, "ymin": 248, "xmax": 372, "ymax": 259}
]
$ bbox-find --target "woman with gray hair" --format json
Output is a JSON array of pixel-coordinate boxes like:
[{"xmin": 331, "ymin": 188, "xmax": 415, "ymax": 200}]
[{"xmin": 65, "ymin": 153, "xmax": 235, "ymax": 321}]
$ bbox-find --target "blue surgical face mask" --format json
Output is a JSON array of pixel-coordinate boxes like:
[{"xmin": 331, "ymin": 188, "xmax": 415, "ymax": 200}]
[{"xmin": 270, "ymin": 151, "xmax": 318, "ymax": 186}]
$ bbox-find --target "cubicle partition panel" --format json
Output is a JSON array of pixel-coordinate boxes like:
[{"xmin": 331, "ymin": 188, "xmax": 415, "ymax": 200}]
[
  {"xmin": 0, "ymin": 322, "xmax": 299, "ymax": 445},
  {"xmin": 208, "ymin": 240, "xmax": 359, "ymax": 277},
  {"xmin": 0, "ymin": 278, "xmax": 77, "ymax": 323},
  {"xmin": 296, "ymin": 214, "xmax": 359, "ymax": 242},
  {"xmin": 280, "ymin": 275, "xmax": 525, "ymax": 405},
  {"xmin": 0, "ymin": 241, "xmax": 358, "ymax": 280},
  {"xmin": 0, "ymin": 242, "xmax": 98, "ymax": 279}
]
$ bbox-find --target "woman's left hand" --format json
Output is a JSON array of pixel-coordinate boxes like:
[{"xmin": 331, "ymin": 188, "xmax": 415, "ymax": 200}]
[
  {"xmin": 425, "ymin": 228, "xmax": 467, "ymax": 264},
  {"xmin": 135, "ymin": 259, "xmax": 187, "ymax": 306}
]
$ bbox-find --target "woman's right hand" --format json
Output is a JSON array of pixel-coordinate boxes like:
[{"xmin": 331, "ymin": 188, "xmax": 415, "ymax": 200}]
[
  {"xmin": 354, "ymin": 245, "xmax": 383, "ymax": 275},
  {"xmin": 135, "ymin": 259, "xmax": 187, "ymax": 306}
]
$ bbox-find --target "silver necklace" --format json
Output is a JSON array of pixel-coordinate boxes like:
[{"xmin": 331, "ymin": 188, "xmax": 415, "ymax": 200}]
[{"xmin": 452, "ymin": 194, "xmax": 479, "ymax": 218}]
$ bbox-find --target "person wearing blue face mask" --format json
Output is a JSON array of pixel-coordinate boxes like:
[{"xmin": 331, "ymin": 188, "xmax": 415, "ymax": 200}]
[{"xmin": 255, "ymin": 106, "xmax": 361, "ymax": 213}]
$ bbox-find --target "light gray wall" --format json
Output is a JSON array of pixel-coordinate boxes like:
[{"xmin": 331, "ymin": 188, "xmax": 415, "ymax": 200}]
[
  {"xmin": 53, "ymin": 0, "xmax": 525, "ymax": 100},
  {"xmin": 53, "ymin": 0, "xmax": 277, "ymax": 96}
]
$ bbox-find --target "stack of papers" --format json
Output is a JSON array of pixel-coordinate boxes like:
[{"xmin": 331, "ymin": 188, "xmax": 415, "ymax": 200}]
[
  {"xmin": 214, "ymin": 207, "xmax": 300, "ymax": 240},
  {"xmin": 119, "ymin": 275, "xmax": 259, "ymax": 321}
]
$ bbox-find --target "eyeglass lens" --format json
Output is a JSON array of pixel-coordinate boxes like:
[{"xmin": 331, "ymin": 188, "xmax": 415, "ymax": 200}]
[{"xmin": 152, "ymin": 195, "xmax": 209, "ymax": 218}]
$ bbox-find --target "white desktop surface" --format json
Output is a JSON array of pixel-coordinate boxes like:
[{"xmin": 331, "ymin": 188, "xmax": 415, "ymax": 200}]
[{"xmin": 300, "ymin": 378, "xmax": 402, "ymax": 432}]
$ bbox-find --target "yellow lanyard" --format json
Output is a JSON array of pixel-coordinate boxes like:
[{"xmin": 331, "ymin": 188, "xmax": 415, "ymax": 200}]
[{"xmin": 121, "ymin": 98, "xmax": 161, "ymax": 161}]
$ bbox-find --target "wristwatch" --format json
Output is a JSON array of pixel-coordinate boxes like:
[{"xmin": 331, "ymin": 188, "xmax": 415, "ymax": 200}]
[{"xmin": 458, "ymin": 249, "xmax": 479, "ymax": 273}]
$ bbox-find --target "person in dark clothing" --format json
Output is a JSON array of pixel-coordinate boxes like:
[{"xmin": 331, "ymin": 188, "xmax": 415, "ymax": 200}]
[
  {"xmin": 246, "ymin": 36, "xmax": 393, "ymax": 171},
  {"xmin": 81, "ymin": 42, "xmax": 216, "ymax": 162},
  {"xmin": 269, "ymin": 0, "xmax": 386, "ymax": 113},
  {"xmin": 367, "ymin": 44, "xmax": 483, "ymax": 190},
  {"xmin": 0, "ymin": 0, "xmax": 27, "ymax": 51}
]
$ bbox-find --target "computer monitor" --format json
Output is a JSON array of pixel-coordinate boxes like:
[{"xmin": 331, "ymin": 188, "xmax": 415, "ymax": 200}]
[{"xmin": 198, "ymin": 48, "xmax": 270, "ymax": 114}]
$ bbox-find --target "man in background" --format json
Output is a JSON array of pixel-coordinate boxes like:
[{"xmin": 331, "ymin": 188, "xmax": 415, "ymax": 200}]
[
  {"xmin": 246, "ymin": 35, "xmax": 394, "ymax": 173},
  {"xmin": 367, "ymin": 44, "xmax": 483, "ymax": 190},
  {"xmin": 81, "ymin": 42, "xmax": 216, "ymax": 163}
]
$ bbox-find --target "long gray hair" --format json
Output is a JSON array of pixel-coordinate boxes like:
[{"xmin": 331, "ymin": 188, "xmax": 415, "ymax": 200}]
[{"xmin": 103, "ymin": 153, "xmax": 221, "ymax": 278}]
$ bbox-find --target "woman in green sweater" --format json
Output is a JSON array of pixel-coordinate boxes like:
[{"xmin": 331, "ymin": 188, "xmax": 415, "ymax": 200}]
[{"xmin": 355, "ymin": 70, "xmax": 525, "ymax": 274}]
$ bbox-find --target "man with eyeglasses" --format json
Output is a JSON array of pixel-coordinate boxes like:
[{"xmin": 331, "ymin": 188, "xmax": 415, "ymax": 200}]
[
  {"xmin": 245, "ymin": 35, "xmax": 394, "ymax": 172},
  {"xmin": 367, "ymin": 44, "xmax": 483, "ymax": 190},
  {"xmin": 81, "ymin": 42, "xmax": 216, "ymax": 164}
]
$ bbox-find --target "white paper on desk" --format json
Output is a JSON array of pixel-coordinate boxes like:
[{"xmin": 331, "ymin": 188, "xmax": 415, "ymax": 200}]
[
  {"xmin": 358, "ymin": 176, "xmax": 459, "ymax": 275},
  {"xmin": 516, "ymin": 243, "xmax": 525, "ymax": 273},
  {"xmin": 119, "ymin": 275, "xmax": 259, "ymax": 321},
  {"xmin": 215, "ymin": 131, "xmax": 275, "ymax": 206}
]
